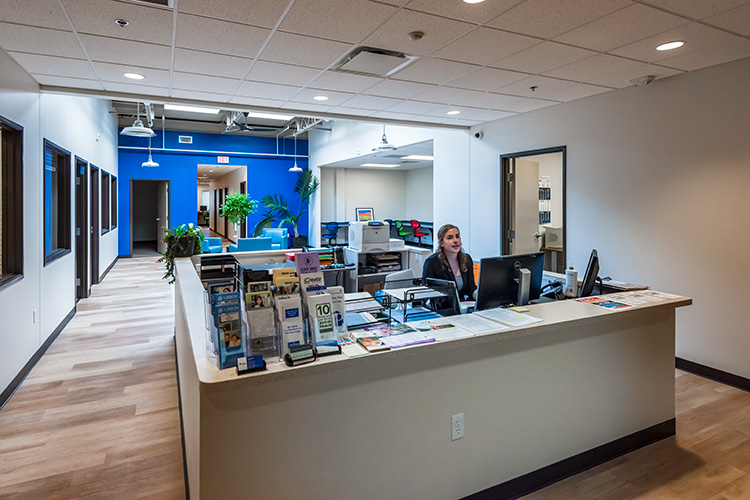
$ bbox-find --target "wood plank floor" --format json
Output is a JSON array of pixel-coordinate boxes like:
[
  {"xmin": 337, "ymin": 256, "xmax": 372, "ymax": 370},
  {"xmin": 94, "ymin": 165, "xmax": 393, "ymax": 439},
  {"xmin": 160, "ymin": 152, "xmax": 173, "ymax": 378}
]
[
  {"xmin": 1, "ymin": 255, "xmax": 748, "ymax": 499},
  {"xmin": 0, "ymin": 256, "xmax": 185, "ymax": 499}
]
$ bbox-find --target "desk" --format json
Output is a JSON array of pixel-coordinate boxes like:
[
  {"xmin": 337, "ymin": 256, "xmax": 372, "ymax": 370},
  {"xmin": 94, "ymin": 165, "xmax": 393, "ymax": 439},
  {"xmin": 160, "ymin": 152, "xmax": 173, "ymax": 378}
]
[{"xmin": 175, "ymin": 258, "xmax": 690, "ymax": 499}]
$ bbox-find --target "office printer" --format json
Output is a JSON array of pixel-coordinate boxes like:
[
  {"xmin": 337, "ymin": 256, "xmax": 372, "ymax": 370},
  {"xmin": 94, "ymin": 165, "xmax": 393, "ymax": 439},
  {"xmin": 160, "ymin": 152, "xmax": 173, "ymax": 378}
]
[{"xmin": 348, "ymin": 221, "xmax": 389, "ymax": 252}]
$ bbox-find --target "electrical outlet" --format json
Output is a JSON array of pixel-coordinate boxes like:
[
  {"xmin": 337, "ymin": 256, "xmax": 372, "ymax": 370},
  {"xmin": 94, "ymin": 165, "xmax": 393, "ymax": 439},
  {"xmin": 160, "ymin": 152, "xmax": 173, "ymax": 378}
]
[{"xmin": 452, "ymin": 412, "xmax": 464, "ymax": 441}]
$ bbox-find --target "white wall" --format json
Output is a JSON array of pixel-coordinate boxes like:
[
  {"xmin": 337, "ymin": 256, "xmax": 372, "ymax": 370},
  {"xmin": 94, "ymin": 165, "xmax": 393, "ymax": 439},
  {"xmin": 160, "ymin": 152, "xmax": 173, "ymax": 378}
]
[
  {"xmin": 320, "ymin": 167, "xmax": 407, "ymax": 222},
  {"xmin": 309, "ymin": 120, "xmax": 469, "ymax": 250},
  {"xmin": 405, "ymin": 167, "xmax": 433, "ymax": 222},
  {"xmin": 0, "ymin": 50, "xmax": 118, "ymax": 394},
  {"xmin": 469, "ymin": 57, "xmax": 750, "ymax": 379}
]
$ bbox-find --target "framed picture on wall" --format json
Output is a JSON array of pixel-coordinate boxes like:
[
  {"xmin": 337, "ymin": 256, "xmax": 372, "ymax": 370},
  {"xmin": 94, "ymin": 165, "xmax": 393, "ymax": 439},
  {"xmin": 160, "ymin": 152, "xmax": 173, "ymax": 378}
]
[{"xmin": 355, "ymin": 208, "xmax": 374, "ymax": 222}]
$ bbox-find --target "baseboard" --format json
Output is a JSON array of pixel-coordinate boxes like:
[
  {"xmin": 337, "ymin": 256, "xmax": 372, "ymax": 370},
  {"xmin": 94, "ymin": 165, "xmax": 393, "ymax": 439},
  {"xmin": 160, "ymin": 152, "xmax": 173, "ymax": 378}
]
[
  {"xmin": 98, "ymin": 256, "xmax": 119, "ymax": 282},
  {"xmin": 173, "ymin": 334, "xmax": 191, "ymax": 500},
  {"xmin": 463, "ymin": 419, "xmax": 676, "ymax": 500},
  {"xmin": 0, "ymin": 305, "xmax": 76, "ymax": 411},
  {"xmin": 676, "ymin": 357, "xmax": 750, "ymax": 392}
]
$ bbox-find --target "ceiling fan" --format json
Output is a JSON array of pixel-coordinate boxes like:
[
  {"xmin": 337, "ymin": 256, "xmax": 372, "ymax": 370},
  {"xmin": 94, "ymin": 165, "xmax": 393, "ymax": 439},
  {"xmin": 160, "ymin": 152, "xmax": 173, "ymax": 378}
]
[{"xmin": 223, "ymin": 111, "xmax": 278, "ymax": 133}]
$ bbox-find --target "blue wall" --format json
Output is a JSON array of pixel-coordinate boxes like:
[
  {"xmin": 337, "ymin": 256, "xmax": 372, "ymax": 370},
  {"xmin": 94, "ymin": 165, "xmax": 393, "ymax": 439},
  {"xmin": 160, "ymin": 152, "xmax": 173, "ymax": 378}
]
[{"xmin": 118, "ymin": 130, "xmax": 308, "ymax": 256}]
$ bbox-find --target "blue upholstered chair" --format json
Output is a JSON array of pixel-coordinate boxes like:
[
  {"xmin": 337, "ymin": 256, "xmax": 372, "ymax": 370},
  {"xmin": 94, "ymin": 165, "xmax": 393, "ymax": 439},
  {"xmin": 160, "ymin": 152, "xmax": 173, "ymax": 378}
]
[
  {"xmin": 201, "ymin": 237, "xmax": 223, "ymax": 254},
  {"xmin": 261, "ymin": 227, "xmax": 289, "ymax": 250},
  {"xmin": 322, "ymin": 222, "xmax": 339, "ymax": 246},
  {"xmin": 227, "ymin": 236, "xmax": 273, "ymax": 253}
]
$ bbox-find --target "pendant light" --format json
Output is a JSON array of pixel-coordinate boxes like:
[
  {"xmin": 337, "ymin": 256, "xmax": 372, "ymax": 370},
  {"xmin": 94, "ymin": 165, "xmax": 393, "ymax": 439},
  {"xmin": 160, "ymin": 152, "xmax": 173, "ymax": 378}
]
[
  {"xmin": 289, "ymin": 134, "xmax": 302, "ymax": 172},
  {"xmin": 142, "ymin": 135, "xmax": 159, "ymax": 167},
  {"xmin": 121, "ymin": 102, "xmax": 156, "ymax": 137},
  {"xmin": 372, "ymin": 124, "xmax": 396, "ymax": 152}
]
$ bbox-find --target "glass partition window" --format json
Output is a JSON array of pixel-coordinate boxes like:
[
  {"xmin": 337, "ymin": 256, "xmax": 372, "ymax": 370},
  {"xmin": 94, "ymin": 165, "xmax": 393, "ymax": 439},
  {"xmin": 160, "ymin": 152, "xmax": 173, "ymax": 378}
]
[
  {"xmin": 44, "ymin": 139, "xmax": 71, "ymax": 264},
  {"xmin": 101, "ymin": 171, "xmax": 110, "ymax": 233},
  {"xmin": 1, "ymin": 116, "xmax": 23, "ymax": 287},
  {"xmin": 111, "ymin": 176, "xmax": 118, "ymax": 228}
]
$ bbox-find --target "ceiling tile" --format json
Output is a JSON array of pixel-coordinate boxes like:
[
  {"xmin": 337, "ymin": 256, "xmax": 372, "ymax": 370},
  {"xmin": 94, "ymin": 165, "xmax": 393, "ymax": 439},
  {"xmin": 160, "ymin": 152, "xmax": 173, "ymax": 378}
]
[
  {"xmin": 495, "ymin": 75, "xmax": 575, "ymax": 97},
  {"xmin": 637, "ymin": 0, "xmax": 748, "ymax": 20},
  {"xmin": 361, "ymin": 79, "xmax": 437, "ymax": 99},
  {"xmin": 308, "ymin": 71, "xmax": 383, "ymax": 93},
  {"xmin": 361, "ymin": 10, "xmax": 475, "ymax": 57},
  {"xmin": 657, "ymin": 37, "xmax": 750, "ymax": 71},
  {"xmin": 586, "ymin": 63, "xmax": 683, "ymax": 88},
  {"xmin": 8, "ymin": 52, "xmax": 96, "ymax": 79},
  {"xmin": 228, "ymin": 96, "xmax": 286, "ymax": 108},
  {"xmin": 462, "ymin": 91, "xmax": 528, "ymax": 110},
  {"xmin": 369, "ymin": 110, "xmax": 420, "ymax": 121},
  {"xmin": 80, "ymin": 34, "xmax": 171, "ymax": 69},
  {"xmin": 62, "ymin": 0, "xmax": 173, "ymax": 45},
  {"xmin": 492, "ymin": 41, "xmax": 596, "ymax": 75},
  {"xmin": 102, "ymin": 81, "xmax": 170, "ymax": 97},
  {"xmin": 382, "ymin": 100, "xmax": 445, "ymax": 114},
  {"xmin": 279, "ymin": 0, "xmax": 398, "ymax": 43},
  {"xmin": 174, "ymin": 49, "xmax": 253, "ymax": 79},
  {"xmin": 609, "ymin": 22, "xmax": 743, "ymax": 63},
  {"xmin": 424, "ymin": 106, "xmax": 516, "ymax": 122},
  {"xmin": 444, "ymin": 67, "xmax": 529, "ymax": 92},
  {"xmin": 406, "ymin": 0, "xmax": 525, "ymax": 24},
  {"xmin": 0, "ymin": 0, "xmax": 71, "ymax": 30},
  {"xmin": 703, "ymin": 3, "xmax": 750, "ymax": 36},
  {"xmin": 543, "ymin": 54, "xmax": 642, "ymax": 82},
  {"xmin": 31, "ymin": 74, "xmax": 104, "ymax": 90},
  {"xmin": 0, "ymin": 23, "xmax": 85, "ymax": 58},
  {"xmin": 171, "ymin": 89, "xmax": 234, "ymax": 103},
  {"xmin": 331, "ymin": 107, "xmax": 378, "ymax": 117},
  {"xmin": 433, "ymin": 27, "xmax": 540, "ymax": 66},
  {"xmin": 175, "ymin": 14, "xmax": 271, "ymax": 58},
  {"xmin": 488, "ymin": 0, "xmax": 631, "ymax": 39},
  {"xmin": 539, "ymin": 82, "xmax": 612, "ymax": 102},
  {"xmin": 554, "ymin": 4, "xmax": 691, "ymax": 52},
  {"xmin": 289, "ymin": 88, "xmax": 355, "ymax": 106},
  {"xmin": 377, "ymin": 0, "xmax": 411, "ymax": 5},
  {"xmin": 178, "ymin": 0, "xmax": 290, "ymax": 29},
  {"xmin": 173, "ymin": 72, "xmax": 241, "ymax": 94},
  {"xmin": 236, "ymin": 81, "xmax": 304, "ymax": 101},
  {"xmin": 390, "ymin": 58, "xmax": 480, "ymax": 85},
  {"xmin": 259, "ymin": 32, "xmax": 354, "ymax": 69},
  {"xmin": 501, "ymin": 98, "xmax": 559, "ymax": 113},
  {"xmin": 410, "ymin": 86, "xmax": 485, "ymax": 105},
  {"xmin": 415, "ymin": 115, "xmax": 478, "ymax": 126},
  {"xmin": 245, "ymin": 61, "xmax": 322, "ymax": 87},
  {"xmin": 338, "ymin": 94, "xmax": 403, "ymax": 110},
  {"xmin": 93, "ymin": 62, "xmax": 171, "ymax": 86},
  {"xmin": 279, "ymin": 102, "xmax": 333, "ymax": 114}
]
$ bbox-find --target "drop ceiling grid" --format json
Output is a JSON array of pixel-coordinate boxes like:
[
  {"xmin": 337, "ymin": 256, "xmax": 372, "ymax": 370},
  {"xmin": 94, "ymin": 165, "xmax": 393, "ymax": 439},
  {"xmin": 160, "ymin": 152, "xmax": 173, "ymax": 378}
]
[{"xmin": 1, "ymin": 0, "xmax": 749, "ymax": 127}]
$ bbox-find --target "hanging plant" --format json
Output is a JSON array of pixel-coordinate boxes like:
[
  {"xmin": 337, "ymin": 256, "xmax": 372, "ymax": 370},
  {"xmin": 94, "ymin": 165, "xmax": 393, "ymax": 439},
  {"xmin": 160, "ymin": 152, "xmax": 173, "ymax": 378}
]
[{"xmin": 220, "ymin": 192, "xmax": 259, "ymax": 225}]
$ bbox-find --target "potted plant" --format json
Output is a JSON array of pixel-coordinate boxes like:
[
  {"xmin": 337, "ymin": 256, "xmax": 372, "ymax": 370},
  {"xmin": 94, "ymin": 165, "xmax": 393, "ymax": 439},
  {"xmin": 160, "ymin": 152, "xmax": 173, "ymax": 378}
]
[
  {"xmin": 253, "ymin": 169, "xmax": 320, "ymax": 247},
  {"xmin": 220, "ymin": 192, "xmax": 259, "ymax": 238},
  {"xmin": 157, "ymin": 223, "xmax": 205, "ymax": 284}
]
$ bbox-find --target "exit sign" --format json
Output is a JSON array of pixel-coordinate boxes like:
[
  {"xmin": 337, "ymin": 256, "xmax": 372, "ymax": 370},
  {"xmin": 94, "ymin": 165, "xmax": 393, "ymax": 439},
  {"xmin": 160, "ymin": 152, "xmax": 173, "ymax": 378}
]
[{"xmin": 218, "ymin": 156, "xmax": 229, "ymax": 163}]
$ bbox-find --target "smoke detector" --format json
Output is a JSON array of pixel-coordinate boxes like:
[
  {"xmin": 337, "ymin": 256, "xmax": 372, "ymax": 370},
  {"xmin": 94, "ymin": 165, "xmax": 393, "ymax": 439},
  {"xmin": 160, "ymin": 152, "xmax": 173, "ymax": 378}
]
[{"xmin": 630, "ymin": 75, "xmax": 655, "ymax": 87}]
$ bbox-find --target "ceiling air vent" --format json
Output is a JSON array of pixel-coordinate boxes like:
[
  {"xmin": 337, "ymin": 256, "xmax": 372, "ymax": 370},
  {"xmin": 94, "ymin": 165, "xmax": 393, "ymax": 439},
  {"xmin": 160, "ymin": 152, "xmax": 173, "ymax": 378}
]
[
  {"xmin": 178, "ymin": 135, "xmax": 193, "ymax": 144},
  {"xmin": 336, "ymin": 47, "xmax": 417, "ymax": 77}
]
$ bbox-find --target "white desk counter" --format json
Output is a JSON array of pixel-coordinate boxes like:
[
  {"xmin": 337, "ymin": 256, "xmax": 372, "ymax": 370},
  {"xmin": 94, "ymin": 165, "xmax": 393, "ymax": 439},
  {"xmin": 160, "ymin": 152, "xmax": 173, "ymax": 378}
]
[{"xmin": 174, "ymin": 258, "xmax": 691, "ymax": 499}]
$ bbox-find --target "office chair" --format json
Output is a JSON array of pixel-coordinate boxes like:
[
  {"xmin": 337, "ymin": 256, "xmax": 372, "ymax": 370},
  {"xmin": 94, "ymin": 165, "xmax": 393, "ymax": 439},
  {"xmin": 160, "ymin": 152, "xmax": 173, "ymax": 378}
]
[
  {"xmin": 322, "ymin": 222, "xmax": 339, "ymax": 246},
  {"xmin": 394, "ymin": 220, "xmax": 412, "ymax": 238},
  {"xmin": 410, "ymin": 220, "xmax": 430, "ymax": 246}
]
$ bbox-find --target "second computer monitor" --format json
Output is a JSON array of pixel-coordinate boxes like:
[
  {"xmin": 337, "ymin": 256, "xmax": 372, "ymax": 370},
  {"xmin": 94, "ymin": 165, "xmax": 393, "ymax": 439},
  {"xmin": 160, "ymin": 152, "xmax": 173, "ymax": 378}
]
[{"xmin": 475, "ymin": 252, "xmax": 545, "ymax": 311}]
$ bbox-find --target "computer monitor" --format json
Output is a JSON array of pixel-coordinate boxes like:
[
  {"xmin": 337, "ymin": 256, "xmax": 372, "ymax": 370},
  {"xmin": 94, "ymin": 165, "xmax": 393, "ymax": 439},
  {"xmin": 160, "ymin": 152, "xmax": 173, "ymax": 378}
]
[
  {"xmin": 579, "ymin": 249, "xmax": 600, "ymax": 297},
  {"xmin": 475, "ymin": 252, "xmax": 545, "ymax": 310}
]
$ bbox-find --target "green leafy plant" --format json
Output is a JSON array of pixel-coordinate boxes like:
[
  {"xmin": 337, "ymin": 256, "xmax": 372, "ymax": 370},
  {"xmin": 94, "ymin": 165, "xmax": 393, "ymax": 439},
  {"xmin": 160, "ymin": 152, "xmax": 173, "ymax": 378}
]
[
  {"xmin": 156, "ymin": 223, "xmax": 205, "ymax": 284},
  {"xmin": 220, "ymin": 192, "xmax": 259, "ymax": 225},
  {"xmin": 253, "ymin": 169, "xmax": 320, "ymax": 237}
]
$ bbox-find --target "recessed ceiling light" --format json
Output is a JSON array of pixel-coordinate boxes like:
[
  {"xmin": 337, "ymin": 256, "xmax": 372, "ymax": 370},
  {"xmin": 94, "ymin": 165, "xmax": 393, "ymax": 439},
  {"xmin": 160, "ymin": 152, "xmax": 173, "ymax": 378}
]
[
  {"xmin": 245, "ymin": 111, "xmax": 294, "ymax": 121},
  {"xmin": 313, "ymin": 95, "xmax": 329, "ymax": 101},
  {"xmin": 361, "ymin": 163, "xmax": 400, "ymax": 168},
  {"xmin": 446, "ymin": 110, "xmax": 461, "ymax": 115},
  {"xmin": 123, "ymin": 72, "xmax": 145, "ymax": 80},
  {"xmin": 656, "ymin": 40, "xmax": 684, "ymax": 51},
  {"xmin": 164, "ymin": 104, "xmax": 220, "ymax": 114},
  {"xmin": 463, "ymin": 0, "xmax": 486, "ymax": 3},
  {"xmin": 114, "ymin": 19, "xmax": 129, "ymax": 27},
  {"xmin": 401, "ymin": 155, "xmax": 434, "ymax": 161}
]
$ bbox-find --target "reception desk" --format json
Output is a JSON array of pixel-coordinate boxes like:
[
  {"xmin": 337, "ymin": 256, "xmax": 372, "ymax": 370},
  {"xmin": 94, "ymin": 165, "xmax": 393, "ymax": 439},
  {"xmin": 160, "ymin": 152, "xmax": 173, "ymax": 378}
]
[{"xmin": 174, "ymin": 258, "xmax": 691, "ymax": 499}]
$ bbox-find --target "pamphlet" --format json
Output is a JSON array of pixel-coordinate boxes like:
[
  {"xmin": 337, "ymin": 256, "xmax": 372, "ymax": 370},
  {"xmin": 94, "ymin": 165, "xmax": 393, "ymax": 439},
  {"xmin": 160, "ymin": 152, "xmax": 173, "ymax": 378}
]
[
  {"xmin": 357, "ymin": 336, "xmax": 390, "ymax": 352},
  {"xmin": 294, "ymin": 251, "xmax": 321, "ymax": 275},
  {"xmin": 448, "ymin": 313, "xmax": 509, "ymax": 334},
  {"xmin": 307, "ymin": 293, "xmax": 337, "ymax": 347},
  {"xmin": 275, "ymin": 293, "xmax": 305, "ymax": 357},
  {"xmin": 272, "ymin": 267, "xmax": 297, "ymax": 285},
  {"xmin": 214, "ymin": 303, "xmax": 244, "ymax": 369},
  {"xmin": 576, "ymin": 296, "xmax": 633, "ymax": 310},
  {"xmin": 327, "ymin": 286, "xmax": 347, "ymax": 337},
  {"xmin": 407, "ymin": 318, "xmax": 474, "ymax": 342}
]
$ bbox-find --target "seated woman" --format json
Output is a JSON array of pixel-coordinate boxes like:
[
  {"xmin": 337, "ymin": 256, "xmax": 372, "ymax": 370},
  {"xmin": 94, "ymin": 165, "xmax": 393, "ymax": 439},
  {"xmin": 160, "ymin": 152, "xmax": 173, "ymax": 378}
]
[{"xmin": 422, "ymin": 224, "xmax": 476, "ymax": 310}]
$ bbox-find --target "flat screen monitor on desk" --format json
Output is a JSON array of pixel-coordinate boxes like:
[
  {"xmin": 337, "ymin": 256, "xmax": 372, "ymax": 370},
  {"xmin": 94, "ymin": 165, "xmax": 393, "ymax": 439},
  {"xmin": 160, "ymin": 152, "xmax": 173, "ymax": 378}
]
[
  {"xmin": 579, "ymin": 249, "xmax": 600, "ymax": 297},
  {"xmin": 475, "ymin": 252, "xmax": 545, "ymax": 310}
]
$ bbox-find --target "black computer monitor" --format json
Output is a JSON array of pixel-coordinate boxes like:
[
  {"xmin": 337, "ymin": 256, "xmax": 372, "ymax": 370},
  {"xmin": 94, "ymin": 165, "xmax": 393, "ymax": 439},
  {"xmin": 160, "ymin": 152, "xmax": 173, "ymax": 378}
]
[
  {"xmin": 475, "ymin": 252, "xmax": 545, "ymax": 310},
  {"xmin": 579, "ymin": 249, "xmax": 600, "ymax": 297}
]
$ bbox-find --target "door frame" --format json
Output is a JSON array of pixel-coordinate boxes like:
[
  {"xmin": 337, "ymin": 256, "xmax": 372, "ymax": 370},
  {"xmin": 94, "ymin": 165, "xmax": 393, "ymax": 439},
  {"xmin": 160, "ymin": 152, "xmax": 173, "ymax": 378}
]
[
  {"xmin": 75, "ymin": 157, "xmax": 89, "ymax": 299},
  {"xmin": 129, "ymin": 179, "xmax": 171, "ymax": 257},
  {"xmin": 90, "ymin": 165, "xmax": 100, "ymax": 286},
  {"xmin": 239, "ymin": 181, "xmax": 247, "ymax": 238},
  {"xmin": 500, "ymin": 146, "xmax": 566, "ymax": 265}
]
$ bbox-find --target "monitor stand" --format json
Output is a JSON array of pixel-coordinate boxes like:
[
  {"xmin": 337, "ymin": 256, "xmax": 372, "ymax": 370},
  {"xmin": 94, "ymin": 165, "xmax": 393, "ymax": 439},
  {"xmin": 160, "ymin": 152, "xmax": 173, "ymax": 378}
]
[{"xmin": 517, "ymin": 267, "xmax": 531, "ymax": 306}]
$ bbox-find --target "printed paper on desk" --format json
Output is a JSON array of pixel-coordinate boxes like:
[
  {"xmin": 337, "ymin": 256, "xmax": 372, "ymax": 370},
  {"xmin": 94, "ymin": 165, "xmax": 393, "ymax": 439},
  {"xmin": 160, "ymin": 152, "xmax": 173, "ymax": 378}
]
[
  {"xmin": 381, "ymin": 331, "xmax": 435, "ymax": 348},
  {"xmin": 448, "ymin": 314, "xmax": 508, "ymax": 334},
  {"xmin": 407, "ymin": 317, "xmax": 474, "ymax": 342},
  {"xmin": 476, "ymin": 308, "xmax": 543, "ymax": 327}
]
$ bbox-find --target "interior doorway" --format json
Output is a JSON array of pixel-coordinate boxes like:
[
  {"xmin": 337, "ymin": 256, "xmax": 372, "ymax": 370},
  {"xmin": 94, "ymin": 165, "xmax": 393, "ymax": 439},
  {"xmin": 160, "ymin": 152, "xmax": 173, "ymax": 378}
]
[
  {"xmin": 239, "ymin": 181, "xmax": 247, "ymax": 238},
  {"xmin": 90, "ymin": 165, "xmax": 100, "ymax": 284},
  {"xmin": 130, "ymin": 179, "xmax": 170, "ymax": 257},
  {"xmin": 75, "ymin": 157, "xmax": 89, "ymax": 299},
  {"xmin": 501, "ymin": 147, "xmax": 566, "ymax": 272}
]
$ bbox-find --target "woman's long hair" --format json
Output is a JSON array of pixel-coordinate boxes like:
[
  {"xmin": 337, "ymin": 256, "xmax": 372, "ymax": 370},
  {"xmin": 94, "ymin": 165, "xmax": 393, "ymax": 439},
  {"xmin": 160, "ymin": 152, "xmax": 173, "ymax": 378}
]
[{"xmin": 437, "ymin": 224, "xmax": 469, "ymax": 273}]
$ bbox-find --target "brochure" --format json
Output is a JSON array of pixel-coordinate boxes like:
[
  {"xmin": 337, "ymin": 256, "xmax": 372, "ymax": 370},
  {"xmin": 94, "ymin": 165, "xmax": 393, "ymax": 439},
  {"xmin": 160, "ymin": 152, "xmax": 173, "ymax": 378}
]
[
  {"xmin": 275, "ymin": 293, "xmax": 305, "ymax": 357},
  {"xmin": 294, "ymin": 251, "xmax": 321, "ymax": 275}
]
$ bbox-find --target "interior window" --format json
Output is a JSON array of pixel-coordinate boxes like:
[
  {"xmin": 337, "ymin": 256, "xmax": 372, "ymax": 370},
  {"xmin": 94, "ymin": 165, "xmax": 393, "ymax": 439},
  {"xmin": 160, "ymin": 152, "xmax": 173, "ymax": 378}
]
[
  {"xmin": 44, "ymin": 139, "xmax": 71, "ymax": 264},
  {"xmin": 0, "ymin": 115, "xmax": 23, "ymax": 287}
]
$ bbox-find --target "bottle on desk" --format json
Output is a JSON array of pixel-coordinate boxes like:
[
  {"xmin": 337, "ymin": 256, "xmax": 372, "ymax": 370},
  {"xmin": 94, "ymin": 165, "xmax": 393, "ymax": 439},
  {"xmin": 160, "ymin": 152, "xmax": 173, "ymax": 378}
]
[{"xmin": 564, "ymin": 265, "xmax": 578, "ymax": 298}]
